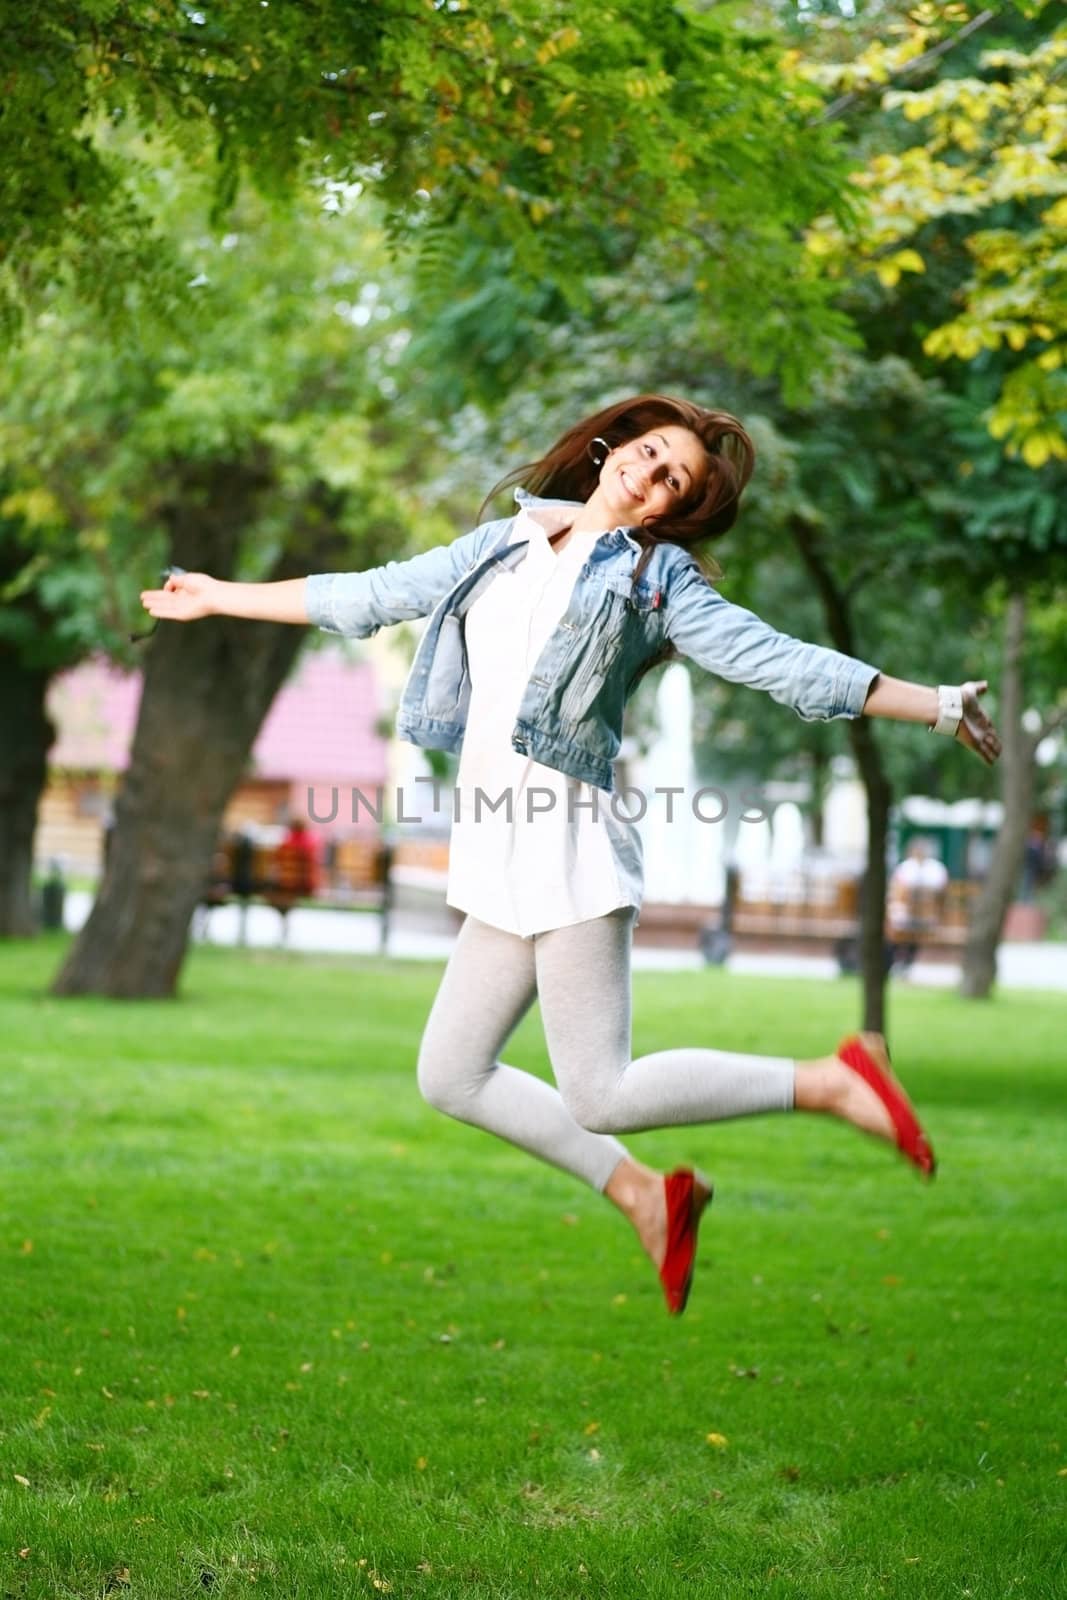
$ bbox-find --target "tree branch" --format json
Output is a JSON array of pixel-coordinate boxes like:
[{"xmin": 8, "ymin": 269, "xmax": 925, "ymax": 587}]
[
  {"xmin": 812, "ymin": 8, "xmax": 998, "ymax": 126},
  {"xmin": 786, "ymin": 514, "xmax": 856, "ymax": 656},
  {"xmin": 1038, "ymin": 700, "xmax": 1067, "ymax": 741}
]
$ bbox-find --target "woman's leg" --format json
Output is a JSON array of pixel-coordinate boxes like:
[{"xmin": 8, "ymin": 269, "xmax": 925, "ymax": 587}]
[
  {"xmin": 416, "ymin": 913, "xmax": 629, "ymax": 1191},
  {"xmin": 536, "ymin": 908, "xmax": 907, "ymax": 1148},
  {"xmin": 535, "ymin": 908, "xmax": 795, "ymax": 1134}
]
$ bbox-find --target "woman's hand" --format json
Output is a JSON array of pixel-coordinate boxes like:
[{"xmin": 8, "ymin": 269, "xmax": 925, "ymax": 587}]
[
  {"xmin": 956, "ymin": 681, "xmax": 1002, "ymax": 766},
  {"xmin": 140, "ymin": 571, "xmax": 220, "ymax": 623}
]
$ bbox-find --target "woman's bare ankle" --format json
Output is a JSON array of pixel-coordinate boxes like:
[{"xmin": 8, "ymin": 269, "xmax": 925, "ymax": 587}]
[
  {"xmin": 793, "ymin": 1055, "xmax": 848, "ymax": 1113},
  {"xmin": 604, "ymin": 1156, "xmax": 659, "ymax": 1220},
  {"xmin": 604, "ymin": 1157, "xmax": 668, "ymax": 1267}
]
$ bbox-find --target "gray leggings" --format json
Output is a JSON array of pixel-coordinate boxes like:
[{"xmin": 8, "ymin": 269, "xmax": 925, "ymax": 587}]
[{"xmin": 417, "ymin": 908, "xmax": 795, "ymax": 1192}]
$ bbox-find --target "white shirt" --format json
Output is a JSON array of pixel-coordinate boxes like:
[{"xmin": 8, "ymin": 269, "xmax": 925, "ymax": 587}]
[
  {"xmin": 888, "ymin": 854, "xmax": 949, "ymax": 930},
  {"xmin": 445, "ymin": 503, "xmax": 643, "ymax": 938}
]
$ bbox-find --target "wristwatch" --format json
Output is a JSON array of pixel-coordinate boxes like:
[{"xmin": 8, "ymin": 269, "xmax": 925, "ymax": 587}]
[{"xmin": 930, "ymin": 684, "xmax": 963, "ymax": 737}]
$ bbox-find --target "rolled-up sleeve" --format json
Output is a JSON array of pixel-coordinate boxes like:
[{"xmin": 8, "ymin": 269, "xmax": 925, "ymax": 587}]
[
  {"xmin": 305, "ymin": 521, "xmax": 501, "ymax": 639},
  {"xmin": 665, "ymin": 562, "xmax": 880, "ymax": 722}
]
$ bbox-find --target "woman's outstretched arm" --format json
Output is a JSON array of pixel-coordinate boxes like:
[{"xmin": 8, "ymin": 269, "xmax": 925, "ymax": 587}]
[
  {"xmin": 140, "ymin": 572, "xmax": 309, "ymax": 624},
  {"xmin": 663, "ymin": 566, "xmax": 1002, "ymax": 766},
  {"xmin": 140, "ymin": 517, "xmax": 510, "ymax": 637},
  {"xmin": 862, "ymin": 674, "xmax": 1002, "ymax": 766}
]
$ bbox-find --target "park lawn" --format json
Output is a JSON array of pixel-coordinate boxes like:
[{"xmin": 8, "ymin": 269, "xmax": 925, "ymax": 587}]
[{"xmin": 0, "ymin": 937, "xmax": 1064, "ymax": 1600}]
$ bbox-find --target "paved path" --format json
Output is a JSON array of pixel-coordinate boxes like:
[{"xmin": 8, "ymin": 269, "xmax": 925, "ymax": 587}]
[{"xmin": 62, "ymin": 891, "xmax": 1066, "ymax": 990}]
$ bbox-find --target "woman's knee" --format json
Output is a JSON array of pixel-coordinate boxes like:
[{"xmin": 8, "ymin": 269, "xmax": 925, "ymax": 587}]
[
  {"xmin": 416, "ymin": 1039, "xmax": 455, "ymax": 1113},
  {"xmin": 416, "ymin": 1031, "xmax": 483, "ymax": 1118},
  {"xmin": 558, "ymin": 1076, "xmax": 621, "ymax": 1135}
]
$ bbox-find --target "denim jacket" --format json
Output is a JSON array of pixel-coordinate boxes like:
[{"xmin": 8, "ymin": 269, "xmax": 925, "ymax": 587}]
[{"xmin": 305, "ymin": 489, "xmax": 880, "ymax": 792}]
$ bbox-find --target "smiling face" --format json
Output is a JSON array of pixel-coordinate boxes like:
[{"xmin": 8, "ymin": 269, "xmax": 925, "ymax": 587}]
[{"xmin": 600, "ymin": 425, "xmax": 710, "ymax": 524}]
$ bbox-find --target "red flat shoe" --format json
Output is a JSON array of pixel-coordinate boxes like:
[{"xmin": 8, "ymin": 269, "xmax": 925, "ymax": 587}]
[
  {"xmin": 837, "ymin": 1031, "xmax": 936, "ymax": 1178},
  {"xmin": 659, "ymin": 1168, "xmax": 714, "ymax": 1316}
]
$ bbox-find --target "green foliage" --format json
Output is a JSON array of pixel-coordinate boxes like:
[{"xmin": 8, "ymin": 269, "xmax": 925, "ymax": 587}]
[
  {"xmin": 0, "ymin": 159, "xmax": 464, "ymax": 669},
  {"xmin": 800, "ymin": 4, "xmax": 1067, "ymax": 464},
  {"xmin": 1, "ymin": 0, "xmax": 860, "ymax": 398}
]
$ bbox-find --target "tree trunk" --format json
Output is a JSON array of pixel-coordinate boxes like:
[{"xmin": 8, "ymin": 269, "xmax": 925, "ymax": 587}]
[
  {"xmin": 847, "ymin": 718, "xmax": 893, "ymax": 1035},
  {"xmin": 51, "ymin": 470, "xmax": 350, "ymax": 998},
  {"xmin": 789, "ymin": 517, "xmax": 891, "ymax": 1036},
  {"xmin": 959, "ymin": 592, "xmax": 1035, "ymax": 999},
  {"xmin": 0, "ymin": 654, "xmax": 54, "ymax": 936},
  {"xmin": 808, "ymin": 743, "xmax": 830, "ymax": 849}
]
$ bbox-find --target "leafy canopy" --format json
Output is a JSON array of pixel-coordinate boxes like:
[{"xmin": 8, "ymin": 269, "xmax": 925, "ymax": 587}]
[
  {"xmin": 799, "ymin": 3, "xmax": 1067, "ymax": 466},
  {"xmin": 2, "ymin": 0, "xmax": 857, "ymax": 396}
]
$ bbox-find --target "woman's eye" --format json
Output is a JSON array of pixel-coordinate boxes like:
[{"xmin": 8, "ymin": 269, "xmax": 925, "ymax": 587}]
[{"xmin": 668, "ymin": 475, "xmax": 680, "ymax": 492}]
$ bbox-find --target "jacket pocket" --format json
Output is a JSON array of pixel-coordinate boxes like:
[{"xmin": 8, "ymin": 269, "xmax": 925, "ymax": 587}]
[{"xmin": 559, "ymin": 582, "xmax": 646, "ymax": 723}]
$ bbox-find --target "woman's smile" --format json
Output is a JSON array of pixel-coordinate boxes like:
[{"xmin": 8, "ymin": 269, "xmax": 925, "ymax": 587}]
[{"xmin": 619, "ymin": 465, "xmax": 646, "ymax": 502}]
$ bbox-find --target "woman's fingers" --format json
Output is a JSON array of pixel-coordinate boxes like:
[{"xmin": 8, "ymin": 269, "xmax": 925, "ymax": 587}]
[
  {"xmin": 959, "ymin": 681, "xmax": 1002, "ymax": 765},
  {"xmin": 139, "ymin": 571, "xmax": 213, "ymax": 622}
]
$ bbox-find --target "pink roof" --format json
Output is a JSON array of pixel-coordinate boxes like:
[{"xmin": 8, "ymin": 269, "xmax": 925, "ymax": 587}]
[{"xmin": 48, "ymin": 651, "xmax": 388, "ymax": 784}]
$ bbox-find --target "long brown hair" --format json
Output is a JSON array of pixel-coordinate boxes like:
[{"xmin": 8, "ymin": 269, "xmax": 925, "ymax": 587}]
[{"xmin": 481, "ymin": 394, "xmax": 755, "ymax": 587}]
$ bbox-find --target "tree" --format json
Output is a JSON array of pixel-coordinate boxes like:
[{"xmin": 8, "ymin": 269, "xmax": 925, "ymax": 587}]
[
  {"xmin": 0, "ymin": 171, "xmax": 443, "ymax": 993},
  {"xmin": 797, "ymin": 2, "xmax": 1067, "ymax": 995}
]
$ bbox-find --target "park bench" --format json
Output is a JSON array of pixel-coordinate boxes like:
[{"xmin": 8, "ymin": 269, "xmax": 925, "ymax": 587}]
[
  {"xmin": 198, "ymin": 833, "xmax": 392, "ymax": 944},
  {"xmin": 681, "ymin": 872, "xmax": 978, "ymax": 968}
]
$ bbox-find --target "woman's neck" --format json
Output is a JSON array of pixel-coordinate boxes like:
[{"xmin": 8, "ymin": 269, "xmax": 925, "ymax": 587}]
[{"xmin": 567, "ymin": 487, "xmax": 617, "ymax": 536}]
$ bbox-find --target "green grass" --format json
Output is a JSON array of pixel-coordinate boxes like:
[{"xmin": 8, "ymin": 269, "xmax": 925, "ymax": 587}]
[{"xmin": 1, "ymin": 937, "xmax": 1064, "ymax": 1599}]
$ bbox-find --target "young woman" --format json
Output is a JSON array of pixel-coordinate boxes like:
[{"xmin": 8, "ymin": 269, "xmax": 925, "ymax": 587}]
[{"xmin": 141, "ymin": 394, "xmax": 1002, "ymax": 1315}]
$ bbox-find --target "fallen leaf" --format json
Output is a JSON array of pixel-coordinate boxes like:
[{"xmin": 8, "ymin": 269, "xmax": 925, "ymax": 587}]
[
  {"xmin": 706, "ymin": 1433, "xmax": 728, "ymax": 1448},
  {"xmin": 583, "ymin": 1421, "xmax": 600, "ymax": 1436},
  {"xmin": 20, "ymin": 1240, "xmax": 33, "ymax": 1254},
  {"xmin": 415, "ymin": 1456, "xmax": 428, "ymax": 1470},
  {"xmin": 13, "ymin": 1473, "xmax": 30, "ymax": 1486},
  {"xmin": 612, "ymin": 1293, "xmax": 627, "ymax": 1305}
]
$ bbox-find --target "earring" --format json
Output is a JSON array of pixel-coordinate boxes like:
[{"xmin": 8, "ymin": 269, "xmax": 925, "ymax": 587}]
[{"xmin": 587, "ymin": 436, "xmax": 611, "ymax": 466}]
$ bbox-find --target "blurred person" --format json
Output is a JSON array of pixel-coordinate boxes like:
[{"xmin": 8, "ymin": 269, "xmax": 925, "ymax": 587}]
[
  {"xmin": 142, "ymin": 394, "xmax": 1002, "ymax": 1314},
  {"xmin": 279, "ymin": 814, "xmax": 319, "ymax": 899},
  {"xmin": 887, "ymin": 836, "xmax": 949, "ymax": 973},
  {"xmin": 1021, "ymin": 823, "xmax": 1053, "ymax": 903}
]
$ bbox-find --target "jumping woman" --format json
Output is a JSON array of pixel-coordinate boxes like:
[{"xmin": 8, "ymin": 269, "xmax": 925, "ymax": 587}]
[{"xmin": 141, "ymin": 394, "xmax": 1002, "ymax": 1315}]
